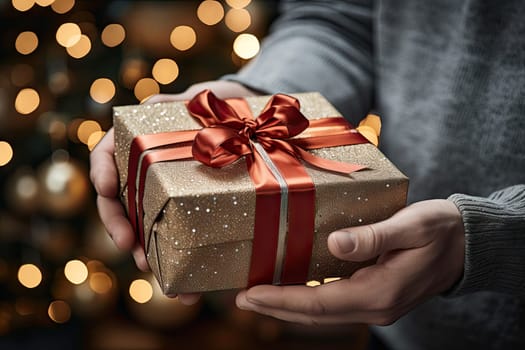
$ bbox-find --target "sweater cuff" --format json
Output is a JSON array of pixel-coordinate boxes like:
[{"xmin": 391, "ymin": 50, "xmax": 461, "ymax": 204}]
[{"xmin": 446, "ymin": 187, "xmax": 525, "ymax": 297}]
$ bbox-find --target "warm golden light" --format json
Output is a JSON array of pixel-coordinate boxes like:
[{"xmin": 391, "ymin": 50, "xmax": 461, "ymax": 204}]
[
  {"xmin": 233, "ymin": 33, "xmax": 259, "ymax": 59},
  {"xmin": 15, "ymin": 31, "xmax": 38, "ymax": 55},
  {"xmin": 12, "ymin": 0, "xmax": 35, "ymax": 12},
  {"xmin": 66, "ymin": 34, "xmax": 90, "ymax": 58},
  {"xmin": 170, "ymin": 25, "xmax": 197, "ymax": 51},
  {"xmin": 48, "ymin": 300, "xmax": 71, "ymax": 323},
  {"xmin": 134, "ymin": 78, "xmax": 159, "ymax": 102},
  {"xmin": 77, "ymin": 120, "xmax": 101, "ymax": 145},
  {"xmin": 89, "ymin": 272, "xmax": 112, "ymax": 294},
  {"xmin": 323, "ymin": 277, "xmax": 341, "ymax": 284},
  {"xmin": 152, "ymin": 58, "xmax": 179, "ymax": 85},
  {"xmin": 197, "ymin": 0, "xmax": 224, "ymax": 26},
  {"xmin": 87, "ymin": 131, "xmax": 105, "ymax": 151},
  {"xmin": 0, "ymin": 142, "xmax": 14, "ymax": 167},
  {"xmin": 64, "ymin": 259, "xmax": 88, "ymax": 285},
  {"xmin": 226, "ymin": 0, "xmax": 251, "ymax": 9},
  {"xmin": 51, "ymin": 0, "xmax": 74, "ymax": 14},
  {"xmin": 56, "ymin": 22, "xmax": 81, "ymax": 48},
  {"xmin": 129, "ymin": 279, "xmax": 153, "ymax": 304},
  {"xmin": 15, "ymin": 88, "xmax": 40, "ymax": 115},
  {"xmin": 36, "ymin": 0, "xmax": 54, "ymax": 6},
  {"xmin": 306, "ymin": 280, "xmax": 321, "ymax": 287},
  {"xmin": 101, "ymin": 23, "xmax": 125, "ymax": 47},
  {"xmin": 89, "ymin": 78, "xmax": 115, "ymax": 104},
  {"xmin": 225, "ymin": 8, "xmax": 251, "ymax": 32},
  {"xmin": 18, "ymin": 264, "xmax": 42, "ymax": 288}
]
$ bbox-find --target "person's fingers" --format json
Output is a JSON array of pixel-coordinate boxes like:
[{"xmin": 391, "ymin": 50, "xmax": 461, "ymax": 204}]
[
  {"xmin": 96, "ymin": 195, "xmax": 135, "ymax": 251},
  {"xmin": 235, "ymin": 270, "xmax": 401, "ymax": 325},
  {"xmin": 89, "ymin": 128, "xmax": 118, "ymax": 198},
  {"xmin": 132, "ymin": 244, "xmax": 149, "ymax": 271}
]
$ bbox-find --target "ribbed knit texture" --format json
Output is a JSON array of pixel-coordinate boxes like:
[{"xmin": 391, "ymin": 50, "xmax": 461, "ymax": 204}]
[{"xmin": 225, "ymin": 0, "xmax": 525, "ymax": 348}]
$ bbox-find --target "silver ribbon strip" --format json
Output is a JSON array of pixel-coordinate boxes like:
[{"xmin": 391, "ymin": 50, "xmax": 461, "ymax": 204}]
[{"xmin": 252, "ymin": 141, "xmax": 289, "ymax": 285}]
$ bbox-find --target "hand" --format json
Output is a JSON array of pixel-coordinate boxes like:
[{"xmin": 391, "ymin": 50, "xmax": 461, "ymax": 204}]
[
  {"xmin": 89, "ymin": 80, "xmax": 260, "ymax": 305},
  {"xmin": 236, "ymin": 199, "xmax": 465, "ymax": 325}
]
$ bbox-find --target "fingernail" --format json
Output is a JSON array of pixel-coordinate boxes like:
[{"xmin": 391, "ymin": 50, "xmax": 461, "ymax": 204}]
[
  {"xmin": 332, "ymin": 231, "xmax": 356, "ymax": 254},
  {"xmin": 237, "ymin": 297, "xmax": 253, "ymax": 310}
]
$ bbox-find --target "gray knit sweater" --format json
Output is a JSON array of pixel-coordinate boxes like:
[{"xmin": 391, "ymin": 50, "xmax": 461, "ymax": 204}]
[{"xmin": 226, "ymin": 0, "xmax": 525, "ymax": 349}]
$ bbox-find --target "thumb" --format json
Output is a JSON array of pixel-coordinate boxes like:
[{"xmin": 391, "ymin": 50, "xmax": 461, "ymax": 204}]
[{"xmin": 327, "ymin": 221, "xmax": 400, "ymax": 262}]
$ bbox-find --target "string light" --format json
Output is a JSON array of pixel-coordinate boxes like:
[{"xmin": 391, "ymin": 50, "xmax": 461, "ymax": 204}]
[
  {"xmin": 64, "ymin": 259, "xmax": 88, "ymax": 285},
  {"xmin": 17, "ymin": 264, "xmax": 42, "ymax": 288},
  {"xmin": 66, "ymin": 34, "xmax": 91, "ymax": 58},
  {"xmin": 48, "ymin": 300, "xmax": 71, "ymax": 323},
  {"xmin": 170, "ymin": 25, "xmax": 197, "ymax": 51},
  {"xmin": 225, "ymin": 8, "xmax": 251, "ymax": 33},
  {"xmin": 15, "ymin": 88, "xmax": 40, "ymax": 115},
  {"xmin": 51, "ymin": 0, "xmax": 74, "ymax": 14},
  {"xmin": 152, "ymin": 58, "xmax": 179, "ymax": 85},
  {"xmin": 56, "ymin": 22, "xmax": 81, "ymax": 48},
  {"xmin": 101, "ymin": 23, "xmax": 125, "ymax": 47},
  {"xmin": 134, "ymin": 78, "xmax": 159, "ymax": 102},
  {"xmin": 233, "ymin": 33, "xmax": 260, "ymax": 59},
  {"xmin": 89, "ymin": 78, "xmax": 116, "ymax": 104},
  {"xmin": 0, "ymin": 142, "xmax": 14, "ymax": 167},
  {"xmin": 226, "ymin": 0, "xmax": 251, "ymax": 9},
  {"xmin": 15, "ymin": 31, "xmax": 38, "ymax": 55},
  {"xmin": 12, "ymin": 0, "xmax": 35, "ymax": 12},
  {"xmin": 129, "ymin": 279, "xmax": 153, "ymax": 304},
  {"xmin": 197, "ymin": 0, "xmax": 224, "ymax": 26}
]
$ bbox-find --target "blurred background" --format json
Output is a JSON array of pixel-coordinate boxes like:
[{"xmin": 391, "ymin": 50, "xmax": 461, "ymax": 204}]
[{"xmin": 0, "ymin": 0, "xmax": 368, "ymax": 349}]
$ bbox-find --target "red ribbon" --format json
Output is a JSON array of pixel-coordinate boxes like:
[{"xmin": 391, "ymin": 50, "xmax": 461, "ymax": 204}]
[{"xmin": 126, "ymin": 90, "xmax": 369, "ymax": 287}]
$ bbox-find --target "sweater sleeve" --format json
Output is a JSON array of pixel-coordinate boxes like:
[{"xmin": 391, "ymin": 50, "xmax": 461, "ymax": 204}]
[
  {"xmin": 223, "ymin": 0, "xmax": 374, "ymax": 123},
  {"xmin": 447, "ymin": 185, "xmax": 525, "ymax": 296}
]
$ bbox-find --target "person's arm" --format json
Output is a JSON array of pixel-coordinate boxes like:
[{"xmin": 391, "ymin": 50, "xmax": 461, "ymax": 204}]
[
  {"xmin": 448, "ymin": 184, "xmax": 525, "ymax": 296},
  {"xmin": 225, "ymin": 0, "xmax": 374, "ymax": 122}
]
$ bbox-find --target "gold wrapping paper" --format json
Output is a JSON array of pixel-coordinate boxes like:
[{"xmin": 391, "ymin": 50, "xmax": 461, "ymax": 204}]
[{"xmin": 113, "ymin": 92, "xmax": 408, "ymax": 293}]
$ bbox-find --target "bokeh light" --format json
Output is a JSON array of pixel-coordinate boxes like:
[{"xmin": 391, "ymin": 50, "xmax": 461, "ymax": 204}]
[
  {"xmin": 152, "ymin": 58, "xmax": 179, "ymax": 85},
  {"xmin": 77, "ymin": 120, "xmax": 101, "ymax": 145},
  {"xmin": 15, "ymin": 31, "xmax": 38, "ymax": 55},
  {"xmin": 18, "ymin": 264, "xmax": 42, "ymax": 288},
  {"xmin": 101, "ymin": 23, "xmax": 125, "ymax": 47},
  {"xmin": 170, "ymin": 25, "xmax": 197, "ymax": 51},
  {"xmin": 56, "ymin": 22, "xmax": 81, "ymax": 48},
  {"xmin": 89, "ymin": 78, "xmax": 116, "ymax": 104},
  {"xmin": 197, "ymin": 0, "xmax": 224, "ymax": 26},
  {"xmin": 87, "ymin": 131, "xmax": 105, "ymax": 151},
  {"xmin": 306, "ymin": 280, "xmax": 321, "ymax": 287},
  {"xmin": 129, "ymin": 279, "xmax": 153, "ymax": 304},
  {"xmin": 12, "ymin": 0, "xmax": 35, "ymax": 12},
  {"xmin": 225, "ymin": 8, "xmax": 251, "ymax": 32},
  {"xmin": 134, "ymin": 78, "xmax": 159, "ymax": 102},
  {"xmin": 89, "ymin": 272, "xmax": 112, "ymax": 294},
  {"xmin": 15, "ymin": 88, "xmax": 40, "ymax": 115},
  {"xmin": 0, "ymin": 142, "xmax": 14, "ymax": 167},
  {"xmin": 64, "ymin": 259, "xmax": 88, "ymax": 285},
  {"xmin": 66, "ymin": 34, "xmax": 91, "ymax": 58},
  {"xmin": 233, "ymin": 33, "xmax": 259, "ymax": 59},
  {"xmin": 51, "ymin": 0, "xmax": 74, "ymax": 14},
  {"xmin": 48, "ymin": 300, "xmax": 71, "ymax": 323},
  {"xmin": 226, "ymin": 0, "xmax": 251, "ymax": 9},
  {"xmin": 36, "ymin": 0, "xmax": 54, "ymax": 6}
]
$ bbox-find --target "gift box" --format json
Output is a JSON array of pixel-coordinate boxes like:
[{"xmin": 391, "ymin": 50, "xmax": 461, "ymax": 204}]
[{"xmin": 113, "ymin": 91, "xmax": 408, "ymax": 294}]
